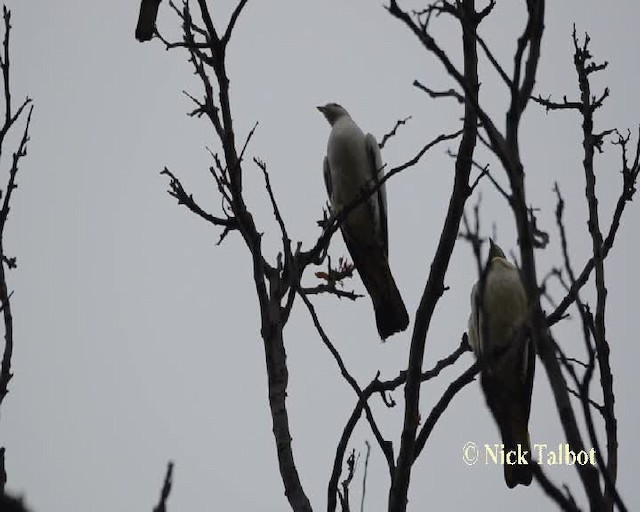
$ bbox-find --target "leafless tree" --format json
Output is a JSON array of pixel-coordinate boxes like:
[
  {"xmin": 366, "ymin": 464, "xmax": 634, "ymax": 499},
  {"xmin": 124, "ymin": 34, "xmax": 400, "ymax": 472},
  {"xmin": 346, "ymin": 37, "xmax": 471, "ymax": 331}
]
[
  {"xmin": 0, "ymin": 5, "xmax": 34, "ymax": 512},
  {"xmin": 153, "ymin": 1, "xmax": 638, "ymax": 511}
]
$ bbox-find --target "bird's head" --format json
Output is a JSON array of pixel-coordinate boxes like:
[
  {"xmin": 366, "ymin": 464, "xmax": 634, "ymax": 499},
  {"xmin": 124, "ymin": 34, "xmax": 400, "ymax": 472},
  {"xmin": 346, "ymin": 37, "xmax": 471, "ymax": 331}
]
[
  {"xmin": 317, "ymin": 102, "xmax": 349, "ymax": 125},
  {"xmin": 488, "ymin": 238, "xmax": 506, "ymax": 260}
]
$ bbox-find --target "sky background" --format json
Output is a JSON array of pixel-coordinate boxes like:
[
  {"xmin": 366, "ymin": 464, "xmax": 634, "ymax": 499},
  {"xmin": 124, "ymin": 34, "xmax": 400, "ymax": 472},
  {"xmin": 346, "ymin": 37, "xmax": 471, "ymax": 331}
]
[{"xmin": 2, "ymin": 1, "xmax": 639, "ymax": 510}]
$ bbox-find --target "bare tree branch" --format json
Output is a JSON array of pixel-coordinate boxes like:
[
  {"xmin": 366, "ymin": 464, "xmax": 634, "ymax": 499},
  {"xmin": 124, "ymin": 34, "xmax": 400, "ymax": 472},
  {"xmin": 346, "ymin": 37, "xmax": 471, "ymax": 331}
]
[
  {"xmin": 152, "ymin": 461, "xmax": 174, "ymax": 512},
  {"xmin": 388, "ymin": 2, "xmax": 479, "ymax": 509},
  {"xmin": 161, "ymin": 3, "xmax": 313, "ymax": 509},
  {"xmin": 328, "ymin": 337, "xmax": 471, "ymax": 512},
  {"xmin": 149, "ymin": 0, "xmax": 638, "ymax": 510},
  {"xmin": 0, "ymin": 8, "xmax": 33, "ymax": 414},
  {"xmin": 378, "ymin": 116, "xmax": 412, "ymax": 150},
  {"xmin": 413, "ymin": 80, "xmax": 463, "ymax": 104},
  {"xmin": 223, "ymin": 0, "xmax": 250, "ymax": 45},
  {"xmin": 571, "ymin": 28, "xmax": 618, "ymax": 510},
  {"xmin": 413, "ymin": 362, "xmax": 479, "ymax": 460},
  {"xmin": 297, "ymin": 289, "xmax": 395, "ymax": 474},
  {"xmin": 337, "ymin": 450, "xmax": 357, "ymax": 512},
  {"xmin": 360, "ymin": 441, "xmax": 371, "ymax": 512},
  {"xmin": 535, "ymin": 30, "xmax": 638, "ymax": 509},
  {"xmin": 532, "ymin": 462, "xmax": 581, "ymax": 512}
]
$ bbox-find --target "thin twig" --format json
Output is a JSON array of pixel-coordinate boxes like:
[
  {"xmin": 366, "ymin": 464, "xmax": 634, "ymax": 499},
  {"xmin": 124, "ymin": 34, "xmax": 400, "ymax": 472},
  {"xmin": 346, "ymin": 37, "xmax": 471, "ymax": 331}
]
[
  {"xmin": 379, "ymin": 116, "xmax": 412, "ymax": 150},
  {"xmin": 152, "ymin": 461, "xmax": 174, "ymax": 512},
  {"xmin": 360, "ymin": 441, "xmax": 371, "ymax": 512}
]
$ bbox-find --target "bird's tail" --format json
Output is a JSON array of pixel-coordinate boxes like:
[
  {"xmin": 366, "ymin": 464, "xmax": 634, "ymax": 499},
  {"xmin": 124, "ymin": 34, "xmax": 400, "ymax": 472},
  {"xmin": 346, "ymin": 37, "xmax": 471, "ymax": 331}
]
[
  {"xmin": 349, "ymin": 243, "xmax": 409, "ymax": 340},
  {"xmin": 503, "ymin": 404, "xmax": 533, "ymax": 488},
  {"xmin": 135, "ymin": 0, "xmax": 161, "ymax": 42}
]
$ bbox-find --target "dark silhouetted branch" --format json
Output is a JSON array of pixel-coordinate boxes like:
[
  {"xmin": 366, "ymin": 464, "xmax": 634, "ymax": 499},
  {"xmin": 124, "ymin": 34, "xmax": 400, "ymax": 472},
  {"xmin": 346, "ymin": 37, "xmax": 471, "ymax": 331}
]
[
  {"xmin": 378, "ymin": 116, "xmax": 412, "ymax": 150},
  {"xmin": 413, "ymin": 80, "xmax": 463, "ymax": 104},
  {"xmin": 161, "ymin": 2, "xmax": 313, "ymax": 510},
  {"xmin": 531, "ymin": 462, "xmax": 581, "ymax": 512},
  {"xmin": 387, "ymin": 2, "xmax": 479, "ymax": 510},
  {"xmin": 297, "ymin": 289, "xmax": 394, "ymax": 475},
  {"xmin": 337, "ymin": 450, "xmax": 357, "ymax": 512},
  {"xmin": 413, "ymin": 362, "xmax": 479, "ymax": 459},
  {"xmin": 328, "ymin": 336, "xmax": 471, "ymax": 512},
  {"xmin": 360, "ymin": 441, "xmax": 370, "ymax": 512},
  {"xmin": 0, "ymin": 7, "xmax": 33, "ymax": 412},
  {"xmin": 152, "ymin": 461, "xmax": 174, "ymax": 512}
]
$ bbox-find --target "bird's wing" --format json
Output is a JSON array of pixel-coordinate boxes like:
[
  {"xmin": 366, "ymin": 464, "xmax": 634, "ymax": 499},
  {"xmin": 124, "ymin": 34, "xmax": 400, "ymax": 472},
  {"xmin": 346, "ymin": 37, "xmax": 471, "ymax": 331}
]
[
  {"xmin": 365, "ymin": 133, "xmax": 388, "ymax": 255},
  {"xmin": 522, "ymin": 327, "xmax": 535, "ymax": 423},
  {"xmin": 323, "ymin": 155, "xmax": 332, "ymax": 201},
  {"xmin": 515, "ymin": 268, "xmax": 535, "ymax": 419},
  {"xmin": 468, "ymin": 282, "xmax": 481, "ymax": 355}
]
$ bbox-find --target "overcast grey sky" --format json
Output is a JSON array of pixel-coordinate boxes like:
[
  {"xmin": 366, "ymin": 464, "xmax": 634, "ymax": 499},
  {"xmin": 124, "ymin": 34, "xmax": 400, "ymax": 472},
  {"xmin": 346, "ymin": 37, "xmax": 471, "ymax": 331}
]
[{"xmin": 2, "ymin": 1, "xmax": 639, "ymax": 510}]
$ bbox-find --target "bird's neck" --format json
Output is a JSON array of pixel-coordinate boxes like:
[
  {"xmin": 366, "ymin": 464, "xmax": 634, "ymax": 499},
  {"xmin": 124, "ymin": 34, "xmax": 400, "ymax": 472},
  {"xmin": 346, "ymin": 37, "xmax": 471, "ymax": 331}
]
[{"xmin": 329, "ymin": 114, "xmax": 351, "ymax": 127}]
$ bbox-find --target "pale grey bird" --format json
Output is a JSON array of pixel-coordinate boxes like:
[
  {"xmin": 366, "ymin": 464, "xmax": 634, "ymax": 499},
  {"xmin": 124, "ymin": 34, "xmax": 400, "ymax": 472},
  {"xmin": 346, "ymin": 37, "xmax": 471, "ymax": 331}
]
[
  {"xmin": 135, "ymin": 0, "xmax": 161, "ymax": 42},
  {"xmin": 318, "ymin": 103, "xmax": 409, "ymax": 340},
  {"xmin": 468, "ymin": 240, "xmax": 535, "ymax": 488}
]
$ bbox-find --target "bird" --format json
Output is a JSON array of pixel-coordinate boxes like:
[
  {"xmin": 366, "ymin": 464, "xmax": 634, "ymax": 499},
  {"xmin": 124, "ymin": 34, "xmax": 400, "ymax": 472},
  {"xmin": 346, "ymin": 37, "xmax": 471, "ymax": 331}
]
[
  {"xmin": 318, "ymin": 102, "xmax": 409, "ymax": 340},
  {"xmin": 467, "ymin": 239, "xmax": 535, "ymax": 488},
  {"xmin": 135, "ymin": 0, "xmax": 162, "ymax": 42}
]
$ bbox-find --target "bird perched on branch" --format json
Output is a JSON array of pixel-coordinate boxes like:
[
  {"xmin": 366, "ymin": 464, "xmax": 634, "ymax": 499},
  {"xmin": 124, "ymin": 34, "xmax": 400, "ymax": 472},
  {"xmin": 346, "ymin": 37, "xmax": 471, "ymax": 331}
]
[
  {"xmin": 318, "ymin": 103, "xmax": 409, "ymax": 340},
  {"xmin": 468, "ymin": 239, "xmax": 535, "ymax": 488},
  {"xmin": 135, "ymin": 0, "xmax": 162, "ymax": 42}
]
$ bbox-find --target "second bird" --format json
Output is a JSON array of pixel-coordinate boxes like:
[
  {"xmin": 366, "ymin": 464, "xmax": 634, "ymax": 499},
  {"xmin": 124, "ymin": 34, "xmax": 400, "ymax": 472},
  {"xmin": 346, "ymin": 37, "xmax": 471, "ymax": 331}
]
[
  {"xmin": 467, "ymin": 240, "xmax": 535, "ymax": 488},
  {"xmin": 318, "ymin": 103, "xmax": 409, "ymax": 340}
]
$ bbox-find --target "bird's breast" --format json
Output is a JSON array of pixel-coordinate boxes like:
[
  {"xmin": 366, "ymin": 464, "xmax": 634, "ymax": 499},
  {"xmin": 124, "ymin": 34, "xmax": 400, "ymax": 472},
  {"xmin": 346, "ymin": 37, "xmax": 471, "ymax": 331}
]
[
  {"xmin": 327, "ymin": 121, "xmax": 369, "ymax": 206},
  {"xmin": 326, "ymin": 119, "xmax": 379, "ymax": 244},
  {"xmin": 483, "ymin": 263, "xmax": 527, "ymax": 347}
]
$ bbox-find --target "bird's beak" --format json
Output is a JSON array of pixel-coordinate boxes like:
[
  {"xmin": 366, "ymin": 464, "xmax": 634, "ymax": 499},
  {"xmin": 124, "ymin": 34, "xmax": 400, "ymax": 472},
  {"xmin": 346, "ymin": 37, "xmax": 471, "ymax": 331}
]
[{"xmin": 316, "ymin": 105, "xmax": 326, "ymax": 114}]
